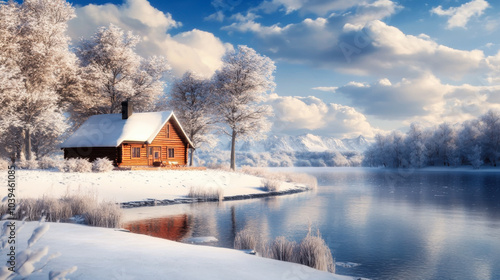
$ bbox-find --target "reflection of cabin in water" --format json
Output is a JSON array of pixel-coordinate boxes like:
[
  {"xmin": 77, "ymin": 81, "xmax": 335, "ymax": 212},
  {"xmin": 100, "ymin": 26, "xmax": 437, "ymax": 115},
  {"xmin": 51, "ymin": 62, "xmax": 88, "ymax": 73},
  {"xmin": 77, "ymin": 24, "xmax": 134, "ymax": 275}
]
[
  {"xmin": 123, "ymin": 215, "xmax": 191, "ymax": 241},
  {"xmin": 60, "ymin": 101, "xmax": 194, "ymax": 167}
]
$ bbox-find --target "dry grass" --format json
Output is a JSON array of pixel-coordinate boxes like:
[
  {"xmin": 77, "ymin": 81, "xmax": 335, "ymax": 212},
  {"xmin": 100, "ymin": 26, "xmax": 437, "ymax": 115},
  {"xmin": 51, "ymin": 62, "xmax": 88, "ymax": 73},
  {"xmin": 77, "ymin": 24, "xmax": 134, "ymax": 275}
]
[
  {"xmin": 297, "ymin": 230, "xmax": 335, "ymax": 273},
  {"xmin": 237, "ymin": 226, "xmax": 335, "ymax": 274},
  {"xmin": 261, "ymin": 179, "xmax": 281, "ymax": 192},
  {"xmin": 0, "ymin": 193, "xmax": 121, "ymax": 228},
  {"xmin": 234, "ymin": 229, "xmax": 259, "ymax": 251},
  {"xmin": 187, "ymin": 186, "xmax": 224, "ymax": 201},
  {"xmin": 265, "ymin": 236, "xmax": 297, "ymax": 262}
]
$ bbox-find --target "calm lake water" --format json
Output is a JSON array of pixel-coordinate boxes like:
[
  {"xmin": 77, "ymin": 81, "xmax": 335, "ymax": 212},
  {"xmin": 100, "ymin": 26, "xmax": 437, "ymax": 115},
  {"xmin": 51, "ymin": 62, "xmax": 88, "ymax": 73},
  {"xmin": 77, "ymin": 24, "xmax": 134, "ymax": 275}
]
[{"xmin": 123, "ymin": 167, "xmax": 500, "ymax": 280}]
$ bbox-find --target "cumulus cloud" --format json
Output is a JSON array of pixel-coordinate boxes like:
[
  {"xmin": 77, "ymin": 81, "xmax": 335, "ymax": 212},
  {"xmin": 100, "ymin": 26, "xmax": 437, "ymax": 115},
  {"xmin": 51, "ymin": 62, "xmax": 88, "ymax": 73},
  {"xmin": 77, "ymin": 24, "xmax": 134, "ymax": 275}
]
[
  {"xmin": 68, "ymin": 0, "xmax": 232, "ymax": 77},
  {"xmin": 431, "ymin": 0, "xmax": 490, "ymax": 29},
  {"xmin": 266, "ymin": 94, "xmax": 379, "ymax": 138},
  {"xmin": 332, "ymin": 74, "xmax": 500, "ymax": 125},
  {"xmin": 224, "ymin": 9, "xmax": 487, "ymax": 80}
]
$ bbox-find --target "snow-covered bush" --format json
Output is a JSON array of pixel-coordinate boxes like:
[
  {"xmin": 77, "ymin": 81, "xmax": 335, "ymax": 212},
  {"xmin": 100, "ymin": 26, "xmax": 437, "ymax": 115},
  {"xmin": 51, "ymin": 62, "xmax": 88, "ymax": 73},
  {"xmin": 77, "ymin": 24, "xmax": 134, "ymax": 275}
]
[
  {"xmin": 187, "ymin": 186, "xmax": 224, "ymax": 201},
  {"xmin": 234, "ymin": 229, "xmax": 259, "ymax": 251},
  {"xmin": 0, "ymin": 158, "xmax": 10, "ymax": 170},
  {"xmin": 60, "ymin": 158, "xmax": 92, "ymax": 172},
  {"xmin": 262, "ymin": 179, "xmax": 281, "ymax": 192},
  {"xmin": 38, "ymin": 156, "xmax": 63, "ymax": 170},
  {"xmin": 17, "ymin": 158, "xmax": 39, "ymax": 170},
  {"xmin": 92, "ymin": 157, "xmax": 114, "ymax": 172},
  {"xmin": 297, "ymin": 230, "xmax": 335, "ymax": 273}
]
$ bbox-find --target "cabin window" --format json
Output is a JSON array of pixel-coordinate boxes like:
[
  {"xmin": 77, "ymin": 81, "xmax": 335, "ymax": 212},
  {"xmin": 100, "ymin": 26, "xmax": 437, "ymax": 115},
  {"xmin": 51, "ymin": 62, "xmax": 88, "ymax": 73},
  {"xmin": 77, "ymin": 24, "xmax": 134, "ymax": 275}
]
[
  {"xmin": 166, "ymin": 124, "xmax": 170, "ymax": 138},
  {"xmin": 168, "ymin": 148, "xmax": 175, "ymax": 158},
  {"xmin": 132, "ymin": 147, "xmax": 141, "ymax": 158}
]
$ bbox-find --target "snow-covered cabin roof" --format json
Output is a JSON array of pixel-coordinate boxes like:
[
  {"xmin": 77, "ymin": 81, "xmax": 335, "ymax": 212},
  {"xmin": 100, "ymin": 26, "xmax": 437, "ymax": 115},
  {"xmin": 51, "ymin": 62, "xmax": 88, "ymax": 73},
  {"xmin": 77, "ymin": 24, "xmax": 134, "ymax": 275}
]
[{"xmin": 60, "ymin": 111, "xmax": 194, "ymax": 148}]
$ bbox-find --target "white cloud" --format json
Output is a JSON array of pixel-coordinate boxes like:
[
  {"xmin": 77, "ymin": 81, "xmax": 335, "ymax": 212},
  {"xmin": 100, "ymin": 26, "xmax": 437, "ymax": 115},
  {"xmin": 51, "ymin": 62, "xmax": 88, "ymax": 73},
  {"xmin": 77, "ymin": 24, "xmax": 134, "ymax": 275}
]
[
  {"xmin": 431, "ymin": 0, "xmax": 490, "ymax": 29},
  {"xmin": 312, "ymin": 86, "xmax": 338, "ymax": 92},
  {"xmin": 224, "ymin": 7, "xmax": 487, "ymax": 80},
  {"xmin": 68, "ymin": 0, "xmax": 232, "ymax": 77},
  {"xmin": 205, "ymin": 11, "xmax": 225, "ymax": 22},
  {"xmin": 267, "ymin": 93, "xmax": 379, "ymax": 137},
  {"xmin": 335, "ymin": 74, "xmax": 500, "ymax": 125},
  {"xmin": 256, "ymin": 0, "xmax": 368, "ymax": 16}
]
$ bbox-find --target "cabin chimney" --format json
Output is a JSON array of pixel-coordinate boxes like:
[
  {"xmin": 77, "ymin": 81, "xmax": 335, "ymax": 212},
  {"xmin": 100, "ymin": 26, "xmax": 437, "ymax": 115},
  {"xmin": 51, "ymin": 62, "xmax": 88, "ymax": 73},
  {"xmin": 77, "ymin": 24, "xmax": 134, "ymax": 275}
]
[{"xmin": 121, "ymin": 100, "xmax": 133, "ymax": 119}]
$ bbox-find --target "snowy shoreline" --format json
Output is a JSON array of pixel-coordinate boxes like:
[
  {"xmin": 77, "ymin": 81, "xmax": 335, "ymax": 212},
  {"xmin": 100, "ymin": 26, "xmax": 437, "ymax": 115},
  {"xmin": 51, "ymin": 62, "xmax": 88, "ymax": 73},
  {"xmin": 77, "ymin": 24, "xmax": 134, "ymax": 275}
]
[
  {"xmin": 0, "ymin": 221, "xmax": 352, "ymax": 280},
  {"xmin": 16, "ymin": 168, "xmax": 313, "ymax": 204},
  {"xmin": 120, "ymin": 186, "xmax": 309, "ymax": 208}
]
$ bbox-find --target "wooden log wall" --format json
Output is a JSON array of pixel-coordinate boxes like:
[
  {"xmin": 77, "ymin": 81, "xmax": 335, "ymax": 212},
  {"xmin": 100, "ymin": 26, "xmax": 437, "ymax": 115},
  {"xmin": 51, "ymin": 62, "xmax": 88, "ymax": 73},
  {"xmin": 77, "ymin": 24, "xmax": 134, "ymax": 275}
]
[{"xmin": 120, "ymin": 119, "xmax": 188, "ymax": 166}]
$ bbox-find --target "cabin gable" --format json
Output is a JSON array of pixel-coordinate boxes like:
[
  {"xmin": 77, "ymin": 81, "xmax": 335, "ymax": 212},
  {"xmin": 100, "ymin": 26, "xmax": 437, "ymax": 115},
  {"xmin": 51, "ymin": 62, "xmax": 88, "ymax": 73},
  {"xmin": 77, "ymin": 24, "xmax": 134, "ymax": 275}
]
[{"xmin": 118, "ymin": 119, "xmax": 188, "ymax": 167}]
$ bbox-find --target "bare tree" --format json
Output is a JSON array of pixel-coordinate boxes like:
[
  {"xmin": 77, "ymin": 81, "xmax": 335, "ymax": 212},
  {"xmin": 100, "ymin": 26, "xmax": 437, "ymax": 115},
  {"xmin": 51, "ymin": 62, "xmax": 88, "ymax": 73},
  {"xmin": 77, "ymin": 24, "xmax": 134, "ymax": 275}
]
[
  {"xmin": 166, "ymin": 71, "xmax": 217, "ymax": 166},
  {"xmin": 212, "ymin": 46, "xmax": 275, "ymax": 170}
]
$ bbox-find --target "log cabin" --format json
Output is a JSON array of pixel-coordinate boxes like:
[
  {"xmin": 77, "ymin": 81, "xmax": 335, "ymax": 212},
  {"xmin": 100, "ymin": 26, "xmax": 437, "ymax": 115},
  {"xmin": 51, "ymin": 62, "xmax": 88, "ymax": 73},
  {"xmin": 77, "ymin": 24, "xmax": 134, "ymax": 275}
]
[{"xmin": 60, "ymin": 101, "xmax": 194, "ymax": 167}]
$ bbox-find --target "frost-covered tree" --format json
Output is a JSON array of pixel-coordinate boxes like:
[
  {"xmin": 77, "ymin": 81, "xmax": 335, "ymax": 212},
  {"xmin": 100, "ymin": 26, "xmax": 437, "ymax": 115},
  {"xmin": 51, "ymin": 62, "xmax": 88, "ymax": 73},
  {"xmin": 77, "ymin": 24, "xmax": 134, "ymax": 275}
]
[
  {"xmin": 71, "ymin": 24, "xmax": 170, "ymax": 123},
  {"xmin": 404, "ymin": 123, "xmax": 428, "ymax": 168},
  {"xmin": 456, "ymin": 119, "xmax": 482, "ymax": 166},
  {"xmin": 0, "ymin": 0, "xmax": 74, "ymax": 160},
  {"xmin": 166, "ymin": 71, "xmax": 217, "ymax": 166},
  {"xmin": 212, "ymin": 46, "xmax": 275, "ymax": 170},
  {"xmin": 479, "ymin": 110, "xmax": 500, "ymax": 166},
  {"xmin": 427, "ymin": 123, "xmax": 457, "ymax": 166}
]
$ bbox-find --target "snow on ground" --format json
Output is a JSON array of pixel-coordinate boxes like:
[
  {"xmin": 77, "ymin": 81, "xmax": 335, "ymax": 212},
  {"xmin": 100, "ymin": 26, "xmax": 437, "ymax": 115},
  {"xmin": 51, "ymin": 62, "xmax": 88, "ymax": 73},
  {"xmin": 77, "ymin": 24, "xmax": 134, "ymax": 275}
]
[
  {"xmin": 17, "ymin": 169, "xmax": 306, "ymax": 203},
  {"xmin": 1, "ymin": 222, "xmax": 353, "ymax": 280}
]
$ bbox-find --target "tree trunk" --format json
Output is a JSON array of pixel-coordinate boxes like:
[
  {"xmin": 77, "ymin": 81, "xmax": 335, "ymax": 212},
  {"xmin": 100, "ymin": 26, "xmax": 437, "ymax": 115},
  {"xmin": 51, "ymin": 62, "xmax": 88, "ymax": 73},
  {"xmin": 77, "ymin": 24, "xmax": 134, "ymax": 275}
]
[
  {"xmin": 189, "ymin": 149, "xmax": 194, "ymax": 166},
  {"xmin": 230, "ymin": 130, "xmax": 236, "ymax": 170},
  {"xmin": 25, "ymin": 127, "xmax": 32, "ymax": 160}
]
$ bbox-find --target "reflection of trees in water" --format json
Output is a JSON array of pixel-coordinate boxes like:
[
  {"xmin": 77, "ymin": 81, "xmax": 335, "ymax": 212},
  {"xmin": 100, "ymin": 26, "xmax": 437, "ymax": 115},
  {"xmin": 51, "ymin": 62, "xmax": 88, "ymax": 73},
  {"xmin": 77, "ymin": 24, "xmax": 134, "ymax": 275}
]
[
  {"xmin": 189, "ymin": 205, "xmax": 219, "ymax": 240},
  {"xmin": 375, "ymin": 171, "xmax": 500, "ymax": 220},
  {"xmin": 123, "ymin": 214, "xmax": 192, "ymax": 241}
]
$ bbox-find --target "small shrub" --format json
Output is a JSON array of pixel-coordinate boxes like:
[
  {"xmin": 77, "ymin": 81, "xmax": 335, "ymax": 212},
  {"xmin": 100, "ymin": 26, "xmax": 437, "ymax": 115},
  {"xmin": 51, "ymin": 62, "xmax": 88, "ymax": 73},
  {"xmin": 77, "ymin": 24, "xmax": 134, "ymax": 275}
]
[
  {"xmin": 17, "ymin": 158, "xmax": 39, "ymax": 170},
  {"xmin": 266, "ymin": 236, "xmax": 297, "ymax": 262},
  {"xmin": 261, "ymin": 179, "xmax": 281, "ymax": 192},
  {"xmin": 60, "ymin": 158, "xmax": 92, "ymax": 172},
  {"xmin": 38, "ymin": 156, "xmax": 63, "ymax": 170},
  {"xmin": 234, "ymin": 229, "xmax": 259, "ymax": 251},
  {"xmin": 92, "ymin": 157, "xmax": 114, "ymax": 172},
  {"xmin": 297, "ymin": 230, "xmax": 335, "ymax": 273},
  {"xmin": 187, "ymin": 186, "xmax": 224, "ymax": 201}
]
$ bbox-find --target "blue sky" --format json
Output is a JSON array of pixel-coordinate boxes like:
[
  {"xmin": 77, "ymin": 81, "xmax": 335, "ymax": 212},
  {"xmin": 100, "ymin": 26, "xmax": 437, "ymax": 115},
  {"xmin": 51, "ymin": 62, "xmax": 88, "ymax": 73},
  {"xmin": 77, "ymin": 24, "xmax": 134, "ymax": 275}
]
[{"xmin": 67, "ymin": 0, "xmax": 500, "ymax": 138}]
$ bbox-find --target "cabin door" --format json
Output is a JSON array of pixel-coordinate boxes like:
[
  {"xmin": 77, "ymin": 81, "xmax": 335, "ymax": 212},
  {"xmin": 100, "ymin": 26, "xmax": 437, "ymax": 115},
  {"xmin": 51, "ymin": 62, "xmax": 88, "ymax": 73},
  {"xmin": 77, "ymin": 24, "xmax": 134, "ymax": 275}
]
[{"xmin": 148, "ymin": 146, "xmax": 161, "ymax": 165}]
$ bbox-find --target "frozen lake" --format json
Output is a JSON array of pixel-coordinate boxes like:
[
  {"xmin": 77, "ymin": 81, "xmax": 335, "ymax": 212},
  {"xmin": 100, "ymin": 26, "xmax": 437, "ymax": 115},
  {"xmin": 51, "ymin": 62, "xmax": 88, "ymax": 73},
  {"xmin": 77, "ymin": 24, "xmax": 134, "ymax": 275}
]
[{"xmin": 123, "ymin": 167, "xmax": 500, "ymax": 279}]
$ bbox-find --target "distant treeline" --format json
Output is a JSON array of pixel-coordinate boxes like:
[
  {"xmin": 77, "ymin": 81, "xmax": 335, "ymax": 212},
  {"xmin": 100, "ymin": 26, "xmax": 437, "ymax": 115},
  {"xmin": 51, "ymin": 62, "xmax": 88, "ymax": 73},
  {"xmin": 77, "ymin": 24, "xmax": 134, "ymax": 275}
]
[
  {"xmin": 197, "ymin": 150, "xmax": 363, "ymax": 168},
  {"xmin": 363, "ymin": 110, "xmax": 500, "ymax": 169}
]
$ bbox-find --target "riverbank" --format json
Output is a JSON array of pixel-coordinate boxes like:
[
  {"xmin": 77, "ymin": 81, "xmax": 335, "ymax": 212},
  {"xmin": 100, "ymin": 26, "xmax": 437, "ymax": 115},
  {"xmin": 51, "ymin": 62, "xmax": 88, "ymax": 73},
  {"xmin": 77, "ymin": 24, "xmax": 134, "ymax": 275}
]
[
  {"xmin": 16, "ymin": 169, "xmax": 313, "ymax": 204},
  {"xmin": 0, "ymin": 221, "xmax": 353, "ymax": 280}
]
